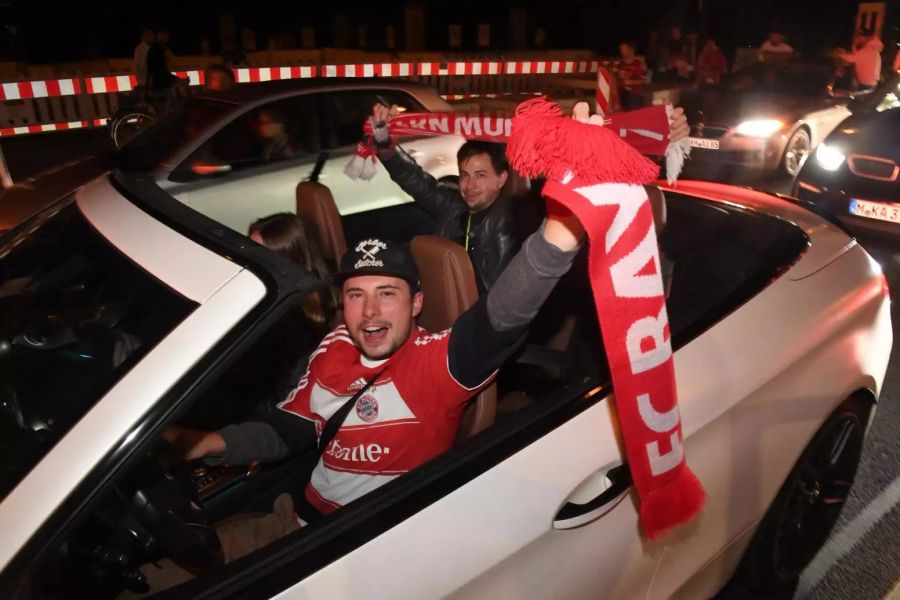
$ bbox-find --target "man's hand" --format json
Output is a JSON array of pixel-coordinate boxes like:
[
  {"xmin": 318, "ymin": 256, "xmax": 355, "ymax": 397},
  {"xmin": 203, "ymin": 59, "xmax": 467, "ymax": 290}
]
[
  {"xmin": 163, "ymin": 426, "xmax": 226, "ymax": 461},
  {"xmin": 541, "ymin": 101, "xmax": 602, "ymax": 251},
  {"xmin": 669, "ymin": 107, "xmax": 689, "ymax": 143},
  {"xmin": 371, "ymin": 103, "xmax": 401, "ymax": 125}
]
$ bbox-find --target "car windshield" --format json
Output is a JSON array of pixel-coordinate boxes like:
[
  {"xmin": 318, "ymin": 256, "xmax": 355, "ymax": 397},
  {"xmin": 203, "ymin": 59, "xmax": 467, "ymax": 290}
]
[
  {"xmin": 725, "ymin": 63, "xmax": 833, "ymax": 96},
  {"xmin": 0, "ymin": 198, "xmax": 196, "ymax": 500},
  {"xmin": 115, "ymin": 97, "xmax": 234, "ymax": 172}
]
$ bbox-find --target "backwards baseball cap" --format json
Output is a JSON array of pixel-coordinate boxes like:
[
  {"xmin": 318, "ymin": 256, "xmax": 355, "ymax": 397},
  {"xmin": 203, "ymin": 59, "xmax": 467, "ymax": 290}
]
[{"xmin": 333, "ymin": 238, "xmax": 421, "ymax": 291}]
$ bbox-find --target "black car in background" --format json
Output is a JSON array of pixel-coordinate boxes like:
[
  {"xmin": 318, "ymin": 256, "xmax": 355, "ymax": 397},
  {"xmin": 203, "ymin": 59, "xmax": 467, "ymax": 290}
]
[{"xmin": 794, "ymin": 75, "xmax": 900, "ymax": 236}]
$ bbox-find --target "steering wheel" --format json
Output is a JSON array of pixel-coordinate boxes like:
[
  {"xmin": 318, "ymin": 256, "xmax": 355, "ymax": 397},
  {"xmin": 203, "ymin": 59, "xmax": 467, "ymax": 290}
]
[{"xmin": 122, "ymin": 441, "xmax": 224, "ymax": 570}]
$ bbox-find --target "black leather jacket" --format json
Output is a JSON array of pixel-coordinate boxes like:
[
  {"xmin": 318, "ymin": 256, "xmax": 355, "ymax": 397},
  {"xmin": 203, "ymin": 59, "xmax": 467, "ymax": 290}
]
[{"xmin": 379, "ymin": 146, "xmax": 534, "ymax": 292}]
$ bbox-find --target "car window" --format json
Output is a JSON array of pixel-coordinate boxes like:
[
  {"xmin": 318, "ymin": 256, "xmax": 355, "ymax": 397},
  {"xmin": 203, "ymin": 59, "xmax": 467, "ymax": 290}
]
[
  {"xmin": 0, "ymin": 198, "xmax": 196, "ymax": 502},
  {"xmin": 177, "ymin": 95, "xmax": 321, "ymax": 178},
  {"xmin": 16, "ymin": 294, "xmax": 327, "ymax": 599},
  {"xmin": 115, "ymin": 98, "xmax": 234, "ymax": 173},
  {"xmin": 321, "ymin": 89, "xmax": 427, "ymax": 149},
  {"xmin": 660, "ymin": 192, "xmax": 808, "ymax": 340},
  {"xmin": 13, "ymin": 194, "xmax": 808, "ymax": 598}
]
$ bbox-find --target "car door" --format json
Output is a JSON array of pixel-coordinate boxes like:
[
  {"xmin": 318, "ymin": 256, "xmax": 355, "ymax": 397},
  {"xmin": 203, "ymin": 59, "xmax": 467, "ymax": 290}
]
[
  {"xmin": 263, "ymin": 193, "xmax": 816, "ymax": 600},
  {"xmin": 315, "ymin": 89, "xmax": 459, "ymax": 216},
  {"xmin": 165, "ymin": 94, "xmax": 323, "ymax": 234}
]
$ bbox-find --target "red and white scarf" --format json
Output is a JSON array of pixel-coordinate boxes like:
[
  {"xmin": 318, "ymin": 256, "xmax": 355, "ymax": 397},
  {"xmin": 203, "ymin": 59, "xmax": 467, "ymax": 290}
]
[
  {"xmin": 347, "ymin": 100, "xmax": 704, "ymax": 538},
  {"xmin": 344, "ymin": 105, "xmax": 690, "ymax": 186}
]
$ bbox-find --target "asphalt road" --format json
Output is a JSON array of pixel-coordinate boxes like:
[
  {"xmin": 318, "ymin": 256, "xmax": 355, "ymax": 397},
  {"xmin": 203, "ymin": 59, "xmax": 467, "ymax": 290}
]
[{"xmin": 0, "ymin": 133, "xmax": 897, "ymax": 599}]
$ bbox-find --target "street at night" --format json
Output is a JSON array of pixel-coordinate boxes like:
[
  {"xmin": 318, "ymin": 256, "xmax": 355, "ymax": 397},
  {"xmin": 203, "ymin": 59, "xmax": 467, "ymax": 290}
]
[{"xmin": 0, "ymin": 2, "xmax": 898, "ymax": 599}]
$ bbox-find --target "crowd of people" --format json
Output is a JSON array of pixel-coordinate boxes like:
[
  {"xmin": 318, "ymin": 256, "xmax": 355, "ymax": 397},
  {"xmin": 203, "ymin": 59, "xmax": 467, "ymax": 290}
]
[{"xmin": 612, "ymin": 24, "xmax": 895, "ymax": 105}]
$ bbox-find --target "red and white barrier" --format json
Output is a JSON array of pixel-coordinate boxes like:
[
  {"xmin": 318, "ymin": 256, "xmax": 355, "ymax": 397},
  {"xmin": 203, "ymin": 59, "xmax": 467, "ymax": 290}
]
[
  {"xmin": 0, "ymin": 59, "xmax": 616, "ymax": 137},
  {"xmin": 0, "ymin": 118, "xmax": 107, "ymax": 137},
  {"xmin": 234, "ymin": 66, "xmax": 317, "ymax": 82},
  {"xmin": 0, "ymin": 78, "xmax": 81, "ymax": 100},
  {"xmin": 1, "ymin": 60, "xmax": 610, "ymax": 98}
]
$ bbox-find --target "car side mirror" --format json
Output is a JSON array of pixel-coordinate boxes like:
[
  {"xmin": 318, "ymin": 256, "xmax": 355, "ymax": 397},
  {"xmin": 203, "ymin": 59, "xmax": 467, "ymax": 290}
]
[{"xmin": 190, "ymin": 162, "xmax": 232, "ymax": 176}]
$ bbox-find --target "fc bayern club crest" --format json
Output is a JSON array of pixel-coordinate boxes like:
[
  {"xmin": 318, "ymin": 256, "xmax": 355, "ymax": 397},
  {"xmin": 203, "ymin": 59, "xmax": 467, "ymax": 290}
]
[{"xmin": 355, "ymin": 393, "xmax": 379, "ymax": 423}]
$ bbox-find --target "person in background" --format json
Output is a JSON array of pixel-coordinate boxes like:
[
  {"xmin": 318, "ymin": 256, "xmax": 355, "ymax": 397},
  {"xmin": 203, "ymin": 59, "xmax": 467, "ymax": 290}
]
[
  {"xmin": 133, "ymin": 28, "xmax": 154, "ymax": 88},
  {"xmin": 617, "ymin": 41, "xmax": 649, "ymax": 109},
  {"xmin": 759, "ymin": 31, "xmax": 795, "ymax": 62},
  {"xmin": 657, "ymin": 26, "xmax": 690, "ymax": 80},
  {"xmin": 145, "ymin": 33, "xmax": 187, "ymax": 114},
  {"xmin": 257, "ymin": 108, "xmax": 300, "ymax": 160},
  {"xmin": 203, "ymin": 63, "xmax": 236, "ymax": 93},
  {"xmin": 838, "ymin": 31, "xmax": 884, "ymax": 89},
  {"xmin": 248, "ymin": 213, "xmax": 336, "ymax": 331},
  {"xmin": 244, "ymin": 213, "xmax": 337, "ymax": 406},
  {"xmin": 696, "ymin": 38, "xmax": 727, "ymax": 85}
]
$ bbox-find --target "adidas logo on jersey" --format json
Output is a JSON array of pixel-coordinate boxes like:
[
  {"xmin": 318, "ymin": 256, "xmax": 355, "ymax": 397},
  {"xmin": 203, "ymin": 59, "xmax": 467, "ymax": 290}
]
[{"xmin": 347, "ymin": 377, "xmax": 368, "ymax": 391}]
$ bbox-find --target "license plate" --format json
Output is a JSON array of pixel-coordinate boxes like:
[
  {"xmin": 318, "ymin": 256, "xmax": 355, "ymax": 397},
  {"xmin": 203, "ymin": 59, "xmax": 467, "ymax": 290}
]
[
  {"xmin": 849, "ymin": 199, "xmax": 900, "ymax": 224},
  {"xmin": 689, "ymin": 137, "xmax": 720, "ymax": 150}
]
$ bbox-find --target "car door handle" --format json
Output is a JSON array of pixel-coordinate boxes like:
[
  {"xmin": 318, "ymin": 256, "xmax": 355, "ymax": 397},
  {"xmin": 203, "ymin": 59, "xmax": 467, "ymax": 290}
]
[{"xmin": 553, "ymin": 464, "xmax": 633, "ymax": 530}]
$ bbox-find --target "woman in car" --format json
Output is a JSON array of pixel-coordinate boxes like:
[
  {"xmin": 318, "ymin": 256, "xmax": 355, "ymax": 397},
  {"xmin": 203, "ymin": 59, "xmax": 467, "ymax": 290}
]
[{"xmin": 244, "ymin": 213, "xmax": 337, "ymax": 406}]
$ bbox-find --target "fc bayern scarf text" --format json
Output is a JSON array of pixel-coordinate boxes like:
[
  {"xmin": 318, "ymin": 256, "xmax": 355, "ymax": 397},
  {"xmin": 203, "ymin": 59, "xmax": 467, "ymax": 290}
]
[{"xmin": 344, "ymin": 105, "xmax": 690, "ymax": 185}]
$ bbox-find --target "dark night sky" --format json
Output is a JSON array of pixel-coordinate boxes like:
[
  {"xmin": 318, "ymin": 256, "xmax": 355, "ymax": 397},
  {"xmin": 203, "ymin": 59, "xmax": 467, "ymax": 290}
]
[{"xmin": 0, "ymin": 1, "xmax": 896, "ymax": 64}]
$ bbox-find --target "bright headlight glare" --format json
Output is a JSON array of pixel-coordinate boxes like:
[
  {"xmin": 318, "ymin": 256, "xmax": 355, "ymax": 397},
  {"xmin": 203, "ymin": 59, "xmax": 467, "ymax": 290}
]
[
  {"xmin": 815, "ymin": 143, "xmax": 846, "ymax": 171},
  {"xmin": 735, "ymin": 119, "xmax": 784, "ymax": 137}
]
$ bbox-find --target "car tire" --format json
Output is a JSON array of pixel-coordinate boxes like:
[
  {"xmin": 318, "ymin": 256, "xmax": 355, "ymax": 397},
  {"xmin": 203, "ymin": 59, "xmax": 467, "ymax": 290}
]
[
  {"xmin": 782, "ymin": 128, "xmax": 811, "ymax": 178},
  {"xmin": 729, "ymin": 393, "xmax": 872, "ymax": 595},
  {"xmin": 110, "ymin": 110, "xmax": 155, "ymax": 149}
]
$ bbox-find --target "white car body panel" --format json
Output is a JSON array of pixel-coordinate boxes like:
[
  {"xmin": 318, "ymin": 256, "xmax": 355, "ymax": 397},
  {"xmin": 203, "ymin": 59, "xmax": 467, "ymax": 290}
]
[
  {"xmin": 799, "ymin": 104, "xmax": 853, "ymax": 150},
  {"xmin": 167, "ymin": 136, "xmax": 465, "ymax": 234},
  {"xmin": 273, "ymin": 194, "xmax": 891, "ymax": 598},
  {"xmin": 77, "ymin": 176, "xmax": 243, "ymax": 303},
  {"xmin": 0, "ymin": 183, "xmax": 268, "ymax": 572}
]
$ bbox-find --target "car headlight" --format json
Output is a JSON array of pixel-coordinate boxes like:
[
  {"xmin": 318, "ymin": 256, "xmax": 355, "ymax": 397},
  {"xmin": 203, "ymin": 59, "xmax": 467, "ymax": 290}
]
[
  {"xmin": 815, "ymin": 143, "xmax": 846, "ymax": 171},
  {"xmin": 735, "ymin": 119, "xmax": 784, "ymax": 137}
]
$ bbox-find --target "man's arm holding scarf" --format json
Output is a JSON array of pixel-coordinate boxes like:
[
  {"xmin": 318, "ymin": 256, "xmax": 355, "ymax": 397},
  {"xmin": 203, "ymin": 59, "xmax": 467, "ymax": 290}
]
[{"xmin": 371, "ymin": 104, "xmax": 464, "ymax": 219}]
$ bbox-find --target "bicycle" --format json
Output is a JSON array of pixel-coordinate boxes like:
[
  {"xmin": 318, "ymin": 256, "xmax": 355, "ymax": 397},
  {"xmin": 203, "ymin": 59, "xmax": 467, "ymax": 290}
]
[{"xmin": 108, "ymin": 80, "xmax": 189, "ymax": 149}]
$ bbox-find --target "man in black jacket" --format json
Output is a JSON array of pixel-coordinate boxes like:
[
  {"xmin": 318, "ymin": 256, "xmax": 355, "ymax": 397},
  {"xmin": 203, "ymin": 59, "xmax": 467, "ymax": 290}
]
[
  {"xmin": 371, "ymin": 103, "xmax": 688, "ymax": 292},
  {"xmin": 372, "ymin": 103, "xmax": 538, "ymax": 293}
]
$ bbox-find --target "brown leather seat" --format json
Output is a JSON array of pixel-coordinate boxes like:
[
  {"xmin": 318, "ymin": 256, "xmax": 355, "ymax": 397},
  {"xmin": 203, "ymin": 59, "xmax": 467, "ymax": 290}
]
[
  {"xmin": 295, "ymin": 181, "xmax": 347, "ymax": 268},
  {"xmin": 645, "ymin": 184, "xmax": 667, "ymax": 234},
  {"xmin": 410, "ymin": 235, "xmax": 497, "ymax": 441},
  {"xmin": 644, "ymin": 184, "xmax": 673, "ymax": 297},
  {"xmin": 503, "ymin": 169, "xmax": 531, "ymax": 198}
]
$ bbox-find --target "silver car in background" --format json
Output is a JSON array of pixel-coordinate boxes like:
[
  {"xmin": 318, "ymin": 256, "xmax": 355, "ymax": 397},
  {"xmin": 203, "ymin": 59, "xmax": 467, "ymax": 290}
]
[{"xmin": 682, "ymin": 61, "xmax": 859, "ymax": 176}]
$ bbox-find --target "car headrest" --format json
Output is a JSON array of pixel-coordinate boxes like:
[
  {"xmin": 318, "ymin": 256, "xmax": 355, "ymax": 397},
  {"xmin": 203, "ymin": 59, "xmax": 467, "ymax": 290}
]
[
  {"xmin": 410, "ymin": 235, "xmax": 478, "ymax": 332},
  {"xmin": 645, "ymin": 185, "xmax": 667, "ymax": 234},
  {"xmin": 295, "ymin": 181, "xmax": 347, "ymax": 266}
]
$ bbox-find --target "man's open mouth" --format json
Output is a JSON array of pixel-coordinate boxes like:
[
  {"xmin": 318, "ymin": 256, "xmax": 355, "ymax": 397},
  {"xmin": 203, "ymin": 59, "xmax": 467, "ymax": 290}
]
[{"xmin": 362, "ymin": 326, "xmax": 389, "ymax": 344}]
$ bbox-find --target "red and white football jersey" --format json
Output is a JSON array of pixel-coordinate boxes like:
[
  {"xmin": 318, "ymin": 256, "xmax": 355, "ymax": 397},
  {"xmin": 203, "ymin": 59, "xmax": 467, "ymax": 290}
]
[{"xmin": 278, "ymin": 325, "xmax": 491, "ymax": 515}]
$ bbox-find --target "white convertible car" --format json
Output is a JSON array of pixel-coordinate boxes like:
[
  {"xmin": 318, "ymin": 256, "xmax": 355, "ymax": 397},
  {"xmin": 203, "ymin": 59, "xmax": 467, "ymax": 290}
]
[{"xmin": 0, "ymin": 169, "xmax": 891, "ymax": 599}]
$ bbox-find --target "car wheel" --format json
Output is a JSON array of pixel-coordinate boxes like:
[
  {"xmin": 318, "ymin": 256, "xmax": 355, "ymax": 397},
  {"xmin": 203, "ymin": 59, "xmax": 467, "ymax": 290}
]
[
  {"xmin": 110, "ymin": 110, "xmax": 155, "ymax": 149},
  {"xmin": 730, "ymin": 394, "xmax": 872, "ymax": 595},
  {"xmin": 782, "ymin": 128, "xmax": 811, "ymax": 177}
]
